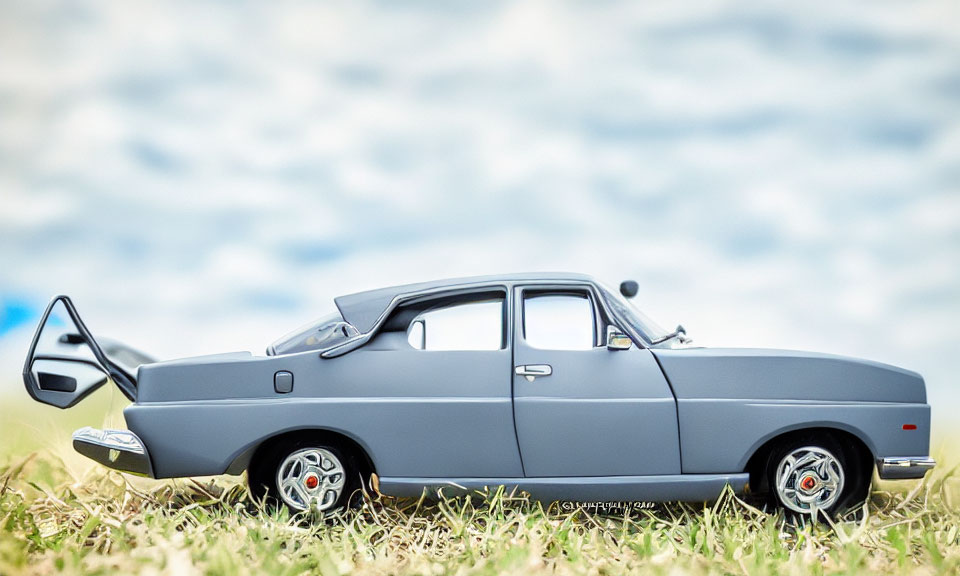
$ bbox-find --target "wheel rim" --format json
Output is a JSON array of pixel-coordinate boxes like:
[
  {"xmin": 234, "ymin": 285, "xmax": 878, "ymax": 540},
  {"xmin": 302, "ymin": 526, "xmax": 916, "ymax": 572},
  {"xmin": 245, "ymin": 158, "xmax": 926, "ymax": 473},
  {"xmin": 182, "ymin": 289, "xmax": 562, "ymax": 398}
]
[
  {"xmin": 276, "ymin": 448, "xmax": 346, "ymax": 512},
  {"xmin": 774, "ymin": 446, "xmax": 845, "ymax": 514}
]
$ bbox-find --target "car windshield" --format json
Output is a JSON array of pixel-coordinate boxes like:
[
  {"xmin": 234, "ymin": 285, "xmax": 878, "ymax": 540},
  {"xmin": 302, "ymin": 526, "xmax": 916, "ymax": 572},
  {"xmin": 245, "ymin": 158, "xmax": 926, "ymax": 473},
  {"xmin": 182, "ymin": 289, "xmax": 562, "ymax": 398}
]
[
  {"xmin": 268, "ymin": 312, "xmax": 360, "ymax": 356},
  {"xmin": 597, "ymin": 284, "xmax": 672, "ymax": 345}
]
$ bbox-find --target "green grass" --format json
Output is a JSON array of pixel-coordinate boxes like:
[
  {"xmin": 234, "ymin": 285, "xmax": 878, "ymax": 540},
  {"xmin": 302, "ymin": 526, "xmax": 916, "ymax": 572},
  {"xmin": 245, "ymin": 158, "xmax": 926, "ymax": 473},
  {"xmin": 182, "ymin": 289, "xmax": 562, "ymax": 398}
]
[{"xmin": 1, "ymin": 388, "xmax": 958, "ymax": 575}]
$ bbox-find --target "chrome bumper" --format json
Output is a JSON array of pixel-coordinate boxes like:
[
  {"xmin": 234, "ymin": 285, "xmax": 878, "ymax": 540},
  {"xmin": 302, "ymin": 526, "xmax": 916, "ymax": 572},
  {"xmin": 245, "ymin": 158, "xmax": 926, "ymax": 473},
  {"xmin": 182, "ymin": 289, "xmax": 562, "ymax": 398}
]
[
  {"xmin": 877, "ymin": 456, "xmax": 936, "ymax": 480},
  {"xmin": 72, "ymin": 427, "xmax": 154, "ymax": 477}
]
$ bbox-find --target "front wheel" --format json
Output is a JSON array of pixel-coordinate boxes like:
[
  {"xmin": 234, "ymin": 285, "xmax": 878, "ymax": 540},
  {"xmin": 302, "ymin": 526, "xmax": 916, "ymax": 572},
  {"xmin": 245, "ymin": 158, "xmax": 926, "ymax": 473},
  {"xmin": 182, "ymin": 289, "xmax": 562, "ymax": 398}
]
[
  {"xmin": 766, "ymin": 437, "xmax": 870, "ymax": 519},
  {"xmin": 248, "ymin": 439, "xmax": 358, "ymax": 514}
]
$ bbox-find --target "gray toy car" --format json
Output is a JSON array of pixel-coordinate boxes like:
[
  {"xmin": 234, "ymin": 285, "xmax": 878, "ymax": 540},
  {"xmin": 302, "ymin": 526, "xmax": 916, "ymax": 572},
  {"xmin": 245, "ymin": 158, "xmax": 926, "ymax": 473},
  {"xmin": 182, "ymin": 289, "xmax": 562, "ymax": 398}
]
[{"xmin": 23, "ymin": 273, "xmax": 934, "ymax": 517}]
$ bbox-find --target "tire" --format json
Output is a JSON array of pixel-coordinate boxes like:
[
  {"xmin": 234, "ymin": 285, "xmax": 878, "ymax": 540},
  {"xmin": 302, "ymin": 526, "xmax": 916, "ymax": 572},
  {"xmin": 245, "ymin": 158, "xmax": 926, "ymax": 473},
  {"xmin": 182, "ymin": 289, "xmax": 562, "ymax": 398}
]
[
  {"xmin": 248, "ymin": 436, "xmax": 360, "ymax": 515},
  {"xmin": 765, "ymin": 434, "xmax": 871, "ymax": 520}
]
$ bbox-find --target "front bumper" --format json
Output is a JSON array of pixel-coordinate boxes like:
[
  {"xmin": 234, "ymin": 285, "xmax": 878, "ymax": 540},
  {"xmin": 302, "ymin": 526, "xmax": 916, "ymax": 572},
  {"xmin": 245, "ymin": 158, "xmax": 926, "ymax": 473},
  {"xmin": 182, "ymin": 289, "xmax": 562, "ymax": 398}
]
[
  {"xmin": 72, "ymin": 427, "xmax": 154, "ymax": 477},
  {"xmin": 877, "ymin": 456, "xmax": 936, "ymax": 480}
]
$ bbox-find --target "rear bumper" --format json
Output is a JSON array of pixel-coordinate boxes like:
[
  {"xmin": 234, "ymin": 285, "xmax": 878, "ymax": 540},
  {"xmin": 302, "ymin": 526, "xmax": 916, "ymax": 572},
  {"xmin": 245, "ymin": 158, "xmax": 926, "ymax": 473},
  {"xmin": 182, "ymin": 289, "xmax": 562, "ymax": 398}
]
[
  {"xmin": 877, "ymin": 456, "xmax": 936, "ymax": 480},
  {"xmin": 72, "ymin": 427, "xmax": 154, "ymax": 477}
]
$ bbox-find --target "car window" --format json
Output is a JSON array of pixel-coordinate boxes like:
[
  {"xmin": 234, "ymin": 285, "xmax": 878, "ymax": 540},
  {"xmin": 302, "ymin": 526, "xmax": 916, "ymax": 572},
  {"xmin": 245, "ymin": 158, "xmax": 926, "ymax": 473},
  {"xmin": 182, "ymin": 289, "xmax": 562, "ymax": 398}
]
[
  {"xmin": 523, "ymin": 292, "xmax": 596, "ymax": 350},
  {"xmin": 407, "ymin": 298, "xmax": 504, "ymax": 351}
]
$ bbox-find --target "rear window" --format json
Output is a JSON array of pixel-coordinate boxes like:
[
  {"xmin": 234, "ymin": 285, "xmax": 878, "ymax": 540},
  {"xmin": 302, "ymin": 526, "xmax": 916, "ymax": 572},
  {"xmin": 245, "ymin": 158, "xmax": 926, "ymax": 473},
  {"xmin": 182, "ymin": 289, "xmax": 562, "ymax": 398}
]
[{"xmin": 268, "ymin": 313, "xmax": 359, "ymax": 356}]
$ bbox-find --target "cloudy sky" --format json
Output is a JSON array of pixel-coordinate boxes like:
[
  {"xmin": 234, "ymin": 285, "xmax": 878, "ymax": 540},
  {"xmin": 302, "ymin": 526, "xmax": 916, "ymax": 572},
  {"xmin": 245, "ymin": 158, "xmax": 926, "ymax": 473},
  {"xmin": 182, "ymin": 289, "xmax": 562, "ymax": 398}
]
[{"xmin": 1, "ymin": 1, "xmax": 958, "ymax": 425}]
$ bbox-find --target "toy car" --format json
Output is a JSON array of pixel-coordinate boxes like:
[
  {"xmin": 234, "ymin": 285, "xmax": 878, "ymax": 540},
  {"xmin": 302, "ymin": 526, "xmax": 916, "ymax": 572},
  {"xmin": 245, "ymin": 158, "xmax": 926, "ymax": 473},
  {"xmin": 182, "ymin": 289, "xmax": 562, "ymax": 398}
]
[{"xmin": 23, "ymin": 273, "xmax": 934, "ymax": 517}]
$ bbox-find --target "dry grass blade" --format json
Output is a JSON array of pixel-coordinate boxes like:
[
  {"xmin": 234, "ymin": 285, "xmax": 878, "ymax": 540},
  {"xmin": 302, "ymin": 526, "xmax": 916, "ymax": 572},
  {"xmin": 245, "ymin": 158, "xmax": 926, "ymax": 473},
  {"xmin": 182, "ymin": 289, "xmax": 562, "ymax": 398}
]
[{"xmin": 1, "ymin": 408, "xmax": 958, "ymax": 575}]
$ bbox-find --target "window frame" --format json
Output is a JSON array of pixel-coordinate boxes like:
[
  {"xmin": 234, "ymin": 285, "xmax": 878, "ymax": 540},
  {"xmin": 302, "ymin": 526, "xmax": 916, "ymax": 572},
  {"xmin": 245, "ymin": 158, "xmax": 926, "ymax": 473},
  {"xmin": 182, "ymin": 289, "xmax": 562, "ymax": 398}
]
[
  {"xmin": 516, "ymin": 284, "xmax": 608, "ymax": 350},
  {"xmin": 386, "ymin": 287, "xmax": 511, "ymax": 352}
]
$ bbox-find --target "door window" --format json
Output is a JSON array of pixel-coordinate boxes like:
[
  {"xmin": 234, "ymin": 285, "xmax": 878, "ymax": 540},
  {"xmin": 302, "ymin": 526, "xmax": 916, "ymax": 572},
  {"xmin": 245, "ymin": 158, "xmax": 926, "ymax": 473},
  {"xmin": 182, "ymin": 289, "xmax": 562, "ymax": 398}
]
[
  {"xmin": 522, "ymin": 292, "xmax": 596, "ymax": 350},
  {"xmin": 406, "ymin": 297, "xmax": 505, "ymax": 351}
]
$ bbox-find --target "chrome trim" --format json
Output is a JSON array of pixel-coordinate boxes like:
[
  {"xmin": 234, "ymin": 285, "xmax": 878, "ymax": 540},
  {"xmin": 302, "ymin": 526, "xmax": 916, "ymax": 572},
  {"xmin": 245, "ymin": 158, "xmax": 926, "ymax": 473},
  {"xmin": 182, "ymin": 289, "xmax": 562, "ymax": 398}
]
[
  {"xmin": 877, "ymin": 456, "xmax": 936, "ymax": 480},
  {"xmin": 515, "ymin": 364, "xmax": 552, "ymax": 381},
  {"xmin": 72, "ymin": 426, "xmax": 153, "ymax": 477},
  {"xmin": 606, "ymin": 326, "xmax": 632, "ymax": 350}
]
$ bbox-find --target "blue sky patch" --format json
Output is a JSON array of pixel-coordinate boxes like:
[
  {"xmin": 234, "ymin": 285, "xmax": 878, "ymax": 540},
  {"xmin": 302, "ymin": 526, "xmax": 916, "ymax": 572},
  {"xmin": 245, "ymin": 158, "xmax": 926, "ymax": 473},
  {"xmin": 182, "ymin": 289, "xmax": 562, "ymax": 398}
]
[{"xmin": 0, "ymin": 299, "xmax": 37, "ymax": 338}]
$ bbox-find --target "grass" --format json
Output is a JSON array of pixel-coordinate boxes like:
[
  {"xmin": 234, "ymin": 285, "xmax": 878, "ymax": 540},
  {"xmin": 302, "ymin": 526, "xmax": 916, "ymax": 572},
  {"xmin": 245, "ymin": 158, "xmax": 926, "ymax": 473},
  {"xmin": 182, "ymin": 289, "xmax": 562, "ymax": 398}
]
[{"xmin": 1, "ymin": 388, "xmax": 958, "ymax": 575}]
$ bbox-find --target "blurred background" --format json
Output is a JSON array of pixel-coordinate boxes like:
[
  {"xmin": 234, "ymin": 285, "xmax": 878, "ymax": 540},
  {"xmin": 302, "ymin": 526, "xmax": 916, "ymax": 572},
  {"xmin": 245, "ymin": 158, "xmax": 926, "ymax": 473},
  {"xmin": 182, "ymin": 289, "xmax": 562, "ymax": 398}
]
[{"xmin": 1, "ymin": 1, "xmax": 957, "ymax": 428}]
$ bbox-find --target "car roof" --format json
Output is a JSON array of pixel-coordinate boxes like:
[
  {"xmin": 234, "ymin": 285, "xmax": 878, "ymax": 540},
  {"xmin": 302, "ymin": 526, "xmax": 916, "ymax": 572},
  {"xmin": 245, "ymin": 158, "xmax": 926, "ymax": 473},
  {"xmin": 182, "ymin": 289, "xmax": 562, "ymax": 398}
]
[{"xmin": 334, "ymin": 272, "xmax": 598, "ymax": 333}]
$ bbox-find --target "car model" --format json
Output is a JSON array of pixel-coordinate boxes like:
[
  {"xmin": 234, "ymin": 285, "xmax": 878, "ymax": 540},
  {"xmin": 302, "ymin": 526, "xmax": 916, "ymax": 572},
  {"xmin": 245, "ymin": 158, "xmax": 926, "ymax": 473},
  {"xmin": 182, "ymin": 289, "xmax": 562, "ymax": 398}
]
[{"xmin": 23, "ymin": 273, "xmax": 935, "ymax": 518}]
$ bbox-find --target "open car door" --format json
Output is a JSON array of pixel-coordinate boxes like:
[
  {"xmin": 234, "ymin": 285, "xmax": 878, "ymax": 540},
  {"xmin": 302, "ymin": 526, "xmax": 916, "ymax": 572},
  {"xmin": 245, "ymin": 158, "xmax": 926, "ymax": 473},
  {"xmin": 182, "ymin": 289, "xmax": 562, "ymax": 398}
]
[{"xmin": 22, "ymin": 295, "xmax": 150, "ymax": 408}]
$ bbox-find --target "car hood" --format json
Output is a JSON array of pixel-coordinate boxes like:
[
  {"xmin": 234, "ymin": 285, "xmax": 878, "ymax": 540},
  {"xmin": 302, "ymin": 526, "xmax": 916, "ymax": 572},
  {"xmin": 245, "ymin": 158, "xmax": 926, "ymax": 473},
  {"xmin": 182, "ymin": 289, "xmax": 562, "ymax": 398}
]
[{"xmin": 651, "ymin": 348, "xmax": 926, "ymax": 404}]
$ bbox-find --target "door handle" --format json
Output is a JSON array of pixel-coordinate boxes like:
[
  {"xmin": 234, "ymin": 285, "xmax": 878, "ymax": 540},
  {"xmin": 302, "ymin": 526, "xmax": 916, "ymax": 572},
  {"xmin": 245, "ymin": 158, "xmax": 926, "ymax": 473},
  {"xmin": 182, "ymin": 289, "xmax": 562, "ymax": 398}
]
[{"xmin": 515, "ymin": 364, "xmax": 552, "ymax": 381}]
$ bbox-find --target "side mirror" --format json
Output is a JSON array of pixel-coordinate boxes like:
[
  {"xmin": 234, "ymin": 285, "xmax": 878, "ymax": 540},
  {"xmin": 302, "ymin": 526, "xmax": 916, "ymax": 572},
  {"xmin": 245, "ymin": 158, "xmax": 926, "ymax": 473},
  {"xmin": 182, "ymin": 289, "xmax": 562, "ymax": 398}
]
[
  {"xmin": 23, "ymin": 296, "xmax": 120, "ymax": 408},
  {"xmin": 606, "ymin": 326, "xmax": 632, "ymax": 351},
  {"xmin": 619, "ymin": 281, "xmax": 638, "ymax": 299}
]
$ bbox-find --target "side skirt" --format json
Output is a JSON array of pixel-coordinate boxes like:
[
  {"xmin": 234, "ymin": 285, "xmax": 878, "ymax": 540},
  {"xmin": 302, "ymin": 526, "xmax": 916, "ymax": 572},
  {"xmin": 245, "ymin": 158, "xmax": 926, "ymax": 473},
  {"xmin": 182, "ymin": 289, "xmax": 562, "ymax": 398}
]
[{"xmin": 378, "ymin": 473, "xmax": 749, "ymax": 502}]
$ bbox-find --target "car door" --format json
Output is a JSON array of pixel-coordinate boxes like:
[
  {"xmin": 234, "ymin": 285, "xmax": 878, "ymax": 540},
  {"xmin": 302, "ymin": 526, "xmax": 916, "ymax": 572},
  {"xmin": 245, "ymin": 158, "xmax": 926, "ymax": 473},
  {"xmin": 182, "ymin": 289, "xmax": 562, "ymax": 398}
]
[
  {"xmin": 512, "ymin": 284, "xmax": 681, "ymax": 478},
  {"xmin": 339, "ymin": 287, "xmax": 524, "ymax": 479}
]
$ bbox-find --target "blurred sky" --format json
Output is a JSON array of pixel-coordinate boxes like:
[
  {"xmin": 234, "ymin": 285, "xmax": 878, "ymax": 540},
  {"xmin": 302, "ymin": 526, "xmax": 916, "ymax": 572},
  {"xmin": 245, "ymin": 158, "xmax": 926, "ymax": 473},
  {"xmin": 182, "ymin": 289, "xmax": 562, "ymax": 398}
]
[{"xmin": 1, "ymin": 1, "xmax": 958, "ymax": 425}]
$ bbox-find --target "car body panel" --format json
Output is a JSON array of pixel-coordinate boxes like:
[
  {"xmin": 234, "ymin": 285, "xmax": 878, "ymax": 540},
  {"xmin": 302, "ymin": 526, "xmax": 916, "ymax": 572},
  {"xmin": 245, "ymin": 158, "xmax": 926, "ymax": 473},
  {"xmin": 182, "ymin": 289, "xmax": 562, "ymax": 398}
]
[
  {"xmin": 675, "ymin": 400, "xmax": 930, "ymax": 473},
  {"xmin": 132, "ymin": 345, "xmax": 523, "ymax": 479},
  {"xmin": 652, "ymin": 348, "xmax": 931, "ymax": 473},
  {"xmin": 653, "ymin": 348, "xmax": 926, "ymax": 404}
]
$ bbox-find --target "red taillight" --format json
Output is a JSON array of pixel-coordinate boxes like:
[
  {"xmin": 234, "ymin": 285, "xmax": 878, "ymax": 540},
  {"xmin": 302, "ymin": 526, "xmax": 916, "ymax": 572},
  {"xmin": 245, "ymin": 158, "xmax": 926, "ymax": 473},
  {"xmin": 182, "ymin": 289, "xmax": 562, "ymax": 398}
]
[{"xmin": 902, "ymin": 424, "xmax": 917, "ymax": 431}]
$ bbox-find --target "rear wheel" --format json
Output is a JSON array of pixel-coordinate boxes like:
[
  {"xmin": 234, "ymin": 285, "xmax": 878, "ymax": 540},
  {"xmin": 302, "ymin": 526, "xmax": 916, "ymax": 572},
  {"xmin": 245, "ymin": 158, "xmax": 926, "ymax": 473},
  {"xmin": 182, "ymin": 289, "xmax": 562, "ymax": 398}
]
[
  {"xmin": 248, "ymin": 438, "xmax": 359, "ymax": 514},
  {"xmin": 766, "ymin": 435, "xmax": 870, "ymax": 519}
]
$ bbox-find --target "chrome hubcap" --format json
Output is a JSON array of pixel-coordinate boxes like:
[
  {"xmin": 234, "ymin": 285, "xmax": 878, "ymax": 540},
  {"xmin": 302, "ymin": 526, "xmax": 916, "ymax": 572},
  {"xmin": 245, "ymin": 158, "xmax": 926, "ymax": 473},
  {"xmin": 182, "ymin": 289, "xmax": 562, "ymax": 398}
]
[
  {"xmin": 775, "ymin": 446, "xmax": 845, "ymax": 514},
  {"xmin": 276, "ymin": 448, "xmax": 346, "ymax": 512}
]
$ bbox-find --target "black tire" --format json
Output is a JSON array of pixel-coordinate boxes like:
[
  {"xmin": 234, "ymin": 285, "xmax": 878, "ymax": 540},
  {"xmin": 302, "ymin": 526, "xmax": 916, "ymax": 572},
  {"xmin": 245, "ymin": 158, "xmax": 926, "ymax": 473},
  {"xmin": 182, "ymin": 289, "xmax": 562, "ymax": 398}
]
[
  {"xmin": 248, "ymin": 436, "xmax": 361, "ymax": 515},
  {"xmin": 765, "ymin": 434, "xmax": 871, "ymax": 520}
]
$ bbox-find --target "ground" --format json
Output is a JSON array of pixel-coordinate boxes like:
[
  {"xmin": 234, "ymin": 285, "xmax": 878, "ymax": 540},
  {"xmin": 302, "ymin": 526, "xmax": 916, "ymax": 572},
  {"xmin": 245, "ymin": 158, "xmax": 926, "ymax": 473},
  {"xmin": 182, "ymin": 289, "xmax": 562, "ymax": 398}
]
[{"xmin": 1, "ymin": 389, "xmax": 958, "ymax": 575}]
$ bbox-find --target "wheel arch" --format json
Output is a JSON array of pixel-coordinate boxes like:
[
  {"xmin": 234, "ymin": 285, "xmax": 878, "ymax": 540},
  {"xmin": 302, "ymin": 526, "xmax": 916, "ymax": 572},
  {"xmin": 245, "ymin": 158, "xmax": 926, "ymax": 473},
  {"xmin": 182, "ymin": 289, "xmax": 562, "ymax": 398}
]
[
  {"xmin": 227, "ymin": 427, "xmax": 378, "ymax": 478},
  {"xmin": 742, "ymin": 424, "xmax": 874, "ymax": 492}
]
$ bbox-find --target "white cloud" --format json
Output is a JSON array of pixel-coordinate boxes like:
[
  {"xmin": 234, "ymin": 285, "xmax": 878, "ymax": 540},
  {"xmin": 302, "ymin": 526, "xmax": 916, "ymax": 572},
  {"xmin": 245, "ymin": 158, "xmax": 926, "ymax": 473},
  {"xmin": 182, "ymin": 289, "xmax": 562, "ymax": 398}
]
[{"xmin": 1, "ymin": 0, "xmax": 958, "ymax": 424}]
